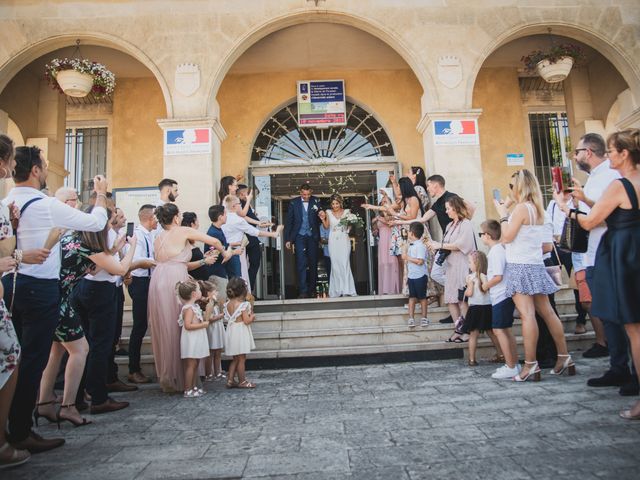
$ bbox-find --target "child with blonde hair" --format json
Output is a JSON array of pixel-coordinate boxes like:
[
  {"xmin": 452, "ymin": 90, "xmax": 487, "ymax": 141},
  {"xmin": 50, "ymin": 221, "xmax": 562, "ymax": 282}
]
[
  {"xmin": 224, "ymin": 277, "xmax": 256, "ymax": 389},
  {"xmin": 197, "ymin": 280, "xmax": 226, "ymax": 381},
  {"xmin": 463, "ymin": 250, "xmax": 503, "ymax": 366},
  {"xmin": 176, "ymin": 279, "xmax": 212, "ymax": 398}
]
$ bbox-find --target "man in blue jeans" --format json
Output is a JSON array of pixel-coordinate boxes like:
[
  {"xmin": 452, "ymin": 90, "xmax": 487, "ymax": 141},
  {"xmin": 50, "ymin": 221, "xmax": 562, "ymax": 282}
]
[{"xmin": 3, "ymin": 146, "xmax": 108, "ymax": 452}]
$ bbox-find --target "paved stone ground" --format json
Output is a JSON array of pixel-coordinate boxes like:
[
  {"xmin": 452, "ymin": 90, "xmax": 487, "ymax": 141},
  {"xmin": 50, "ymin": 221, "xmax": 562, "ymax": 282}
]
[{"xmin": 5, "ymin": 356, "xmax": 640, "ymax": 480}]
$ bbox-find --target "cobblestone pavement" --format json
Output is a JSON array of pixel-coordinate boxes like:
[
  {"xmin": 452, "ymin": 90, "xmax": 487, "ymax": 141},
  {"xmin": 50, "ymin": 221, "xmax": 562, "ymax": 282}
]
[{"xmin": 5, "ymin": 356, "xmax": 640, "ymax": 479}]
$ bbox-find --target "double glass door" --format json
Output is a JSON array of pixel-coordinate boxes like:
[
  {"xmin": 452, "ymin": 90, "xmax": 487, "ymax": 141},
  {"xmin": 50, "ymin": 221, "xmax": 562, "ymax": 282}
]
[{"xmin": 251, "ymin": 164, "xmax": 398, "ymax": 300}]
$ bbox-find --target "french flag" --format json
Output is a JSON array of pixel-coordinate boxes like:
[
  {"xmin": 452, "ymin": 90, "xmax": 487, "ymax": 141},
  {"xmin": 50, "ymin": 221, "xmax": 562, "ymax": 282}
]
[
  {"xmin": 434, "ymin": 120, "xmax": 476, "ymax": 136},
  {"xmin": 166, "ymin": 128, "xmax": 210, "ymax": 145}
]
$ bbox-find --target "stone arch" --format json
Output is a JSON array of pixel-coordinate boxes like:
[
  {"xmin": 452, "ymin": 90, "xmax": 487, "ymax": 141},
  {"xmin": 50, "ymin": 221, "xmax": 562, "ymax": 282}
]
[
  {"xmin": 206, "ymin": 9, "xmax": 438, "ymax": 117},
  {"xmin": 466, "ymin": 22, "xmax": 640, "ymax": 110},
  {"xmin": 0, "ymin": 32, "xmax": 173, "ymax": 117}
]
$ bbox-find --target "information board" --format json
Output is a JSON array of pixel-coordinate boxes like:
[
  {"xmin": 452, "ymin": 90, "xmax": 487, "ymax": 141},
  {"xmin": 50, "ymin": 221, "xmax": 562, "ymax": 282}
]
[
  {"xmin": 112, "ymin": 187, "xmax": 160, "ymax": 226},
  {"xmin": 297, "ymin": 80, "xmax": 346, "ymax": 127}
]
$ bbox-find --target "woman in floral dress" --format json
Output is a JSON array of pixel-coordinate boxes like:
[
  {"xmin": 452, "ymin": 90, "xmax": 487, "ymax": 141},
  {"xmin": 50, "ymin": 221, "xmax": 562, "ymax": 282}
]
[
  {"xmin": 0, "ymin": 134, "xmax": 30, "ymax": 469},
  {"xmin": 35, "ymin": 210, "xmax": 136, "ymax": 426}
]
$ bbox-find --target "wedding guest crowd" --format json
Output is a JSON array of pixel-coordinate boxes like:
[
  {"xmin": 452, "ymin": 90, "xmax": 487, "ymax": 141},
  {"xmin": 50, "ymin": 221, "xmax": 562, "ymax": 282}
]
[{"xmin": 1, "ymin": 127, "xmax": 639, "ymax": 470}]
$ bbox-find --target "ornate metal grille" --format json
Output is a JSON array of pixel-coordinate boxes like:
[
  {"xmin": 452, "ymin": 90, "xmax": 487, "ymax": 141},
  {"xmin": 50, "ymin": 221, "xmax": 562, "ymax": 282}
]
[{"xmin": 251, "ymin": 101, "xmax": 394, "ymax": 164}]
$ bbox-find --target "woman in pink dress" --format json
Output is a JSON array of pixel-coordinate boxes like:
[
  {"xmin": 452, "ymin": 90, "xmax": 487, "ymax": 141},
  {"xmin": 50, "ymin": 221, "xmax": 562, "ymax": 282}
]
[
  {"xmin": 373, "ymin": 192, "xmax": 401, "ymax": 295},
  {"xmin": 148, "ymin": 204, "xmax": 229, "ymax": 393}
]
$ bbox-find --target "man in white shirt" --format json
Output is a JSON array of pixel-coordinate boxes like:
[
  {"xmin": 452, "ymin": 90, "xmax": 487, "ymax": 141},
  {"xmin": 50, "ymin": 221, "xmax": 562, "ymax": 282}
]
[
  {"xmin": 2, "ymin": 146, "xmax": 108, "ymax": 453},
  {"xmin": 126, "ymin": 204, "xmax": 157, "ymax": 384},
  {"xmin": 572, "ymin": 133, "xmax": 636, "ymax": 395},
  {"xmin": 222, "ymin": 195, "xmax": 283, "ymax": 283}
]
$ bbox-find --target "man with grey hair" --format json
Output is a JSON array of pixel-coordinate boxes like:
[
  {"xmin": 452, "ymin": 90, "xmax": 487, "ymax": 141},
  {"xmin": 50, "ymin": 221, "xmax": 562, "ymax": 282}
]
[{"xmin": 54, "ymin": 186, "xmax": 79, "ymax": 209}]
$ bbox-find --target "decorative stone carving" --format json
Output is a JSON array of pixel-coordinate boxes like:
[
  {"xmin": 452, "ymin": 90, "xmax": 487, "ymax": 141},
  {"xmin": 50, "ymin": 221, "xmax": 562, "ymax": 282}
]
[
  {"xmin": 175, "ymin": 63, "xmax": 200, "ymax": 97},
  {"xmin": 437, "ymin": 55, "xmax": 462, "ymax": 89}
]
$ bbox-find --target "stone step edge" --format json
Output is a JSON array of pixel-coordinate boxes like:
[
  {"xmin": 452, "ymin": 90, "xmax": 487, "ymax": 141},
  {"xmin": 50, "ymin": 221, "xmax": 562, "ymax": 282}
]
[
  {"xmin": 117, "ymin": 313, "xmax": 581, "ymax": 343},
  {"xmin": 115, "ymin": 331, "xmax": 595, "ymax": 362},
  {"xmin": 119, "ymin": 298, "xmax": 579, "ymax": 326}
]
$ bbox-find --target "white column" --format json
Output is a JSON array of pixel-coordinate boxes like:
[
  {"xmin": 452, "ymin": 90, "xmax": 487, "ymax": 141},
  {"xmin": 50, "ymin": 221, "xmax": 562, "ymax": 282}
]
[
  {"xmin": 156, "ymin": 117, "xmax": 227, "ymax": 229},
  {"xmin": 417, "ymin": 109, "xmax": 486, "ymax": 228}
]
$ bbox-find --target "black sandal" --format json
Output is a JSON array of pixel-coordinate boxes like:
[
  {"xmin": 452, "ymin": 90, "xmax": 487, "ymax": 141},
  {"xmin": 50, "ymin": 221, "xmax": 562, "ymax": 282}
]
[
  {"xmin": 56, "ymin": 404, "xmax": 92, "ymax": 428},
  {"xmin": 33, "ymin": 400, "xmax": 58, "ymax": 426}
]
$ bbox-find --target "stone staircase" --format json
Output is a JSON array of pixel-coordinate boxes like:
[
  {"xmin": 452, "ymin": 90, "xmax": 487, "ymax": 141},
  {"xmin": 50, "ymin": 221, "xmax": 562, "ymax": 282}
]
[{"xmin": 115, "ymin": 287, "xmax": 596, "ymax": 380}]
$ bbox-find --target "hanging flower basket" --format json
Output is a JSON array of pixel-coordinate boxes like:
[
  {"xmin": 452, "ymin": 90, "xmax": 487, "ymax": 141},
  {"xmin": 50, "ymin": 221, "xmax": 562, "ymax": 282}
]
[
  {"xmin": 45, "ymin": 58, "xmax": 116, "ymax": 99},
  {"xmin": 536, "ymin": 56, "xmax": 574, "ymax": 83},
  {"xmin": 521, "ymin": 43, "xmax": 585, "ymax": 84}
]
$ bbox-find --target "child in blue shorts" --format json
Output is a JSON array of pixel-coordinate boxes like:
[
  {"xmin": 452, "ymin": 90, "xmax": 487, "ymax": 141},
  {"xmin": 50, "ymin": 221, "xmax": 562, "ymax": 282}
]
[
  {"xmin": 479, "ymin": 220, "xmax": 521, "ymax": 380},
  {"xmin": 402, "ymin": 222, "xmax": 429, "ymax": 328}
]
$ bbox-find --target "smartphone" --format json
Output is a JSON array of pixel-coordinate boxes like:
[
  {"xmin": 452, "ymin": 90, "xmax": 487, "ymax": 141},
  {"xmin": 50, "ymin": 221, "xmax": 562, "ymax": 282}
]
[
  {"xmin": 88, "ymin": 179, "xmax": 95, "ymax": 191},
  {"xmin": 492, "ymin": 188, "xmax": 501, "ymax": 202},
  {"xmin": 551, "ymin": 166, "xmax": 563, "ymax": 193},
  {"xmin": 126, "ymin": 222, "xmax": 134, "ymax": 238}
]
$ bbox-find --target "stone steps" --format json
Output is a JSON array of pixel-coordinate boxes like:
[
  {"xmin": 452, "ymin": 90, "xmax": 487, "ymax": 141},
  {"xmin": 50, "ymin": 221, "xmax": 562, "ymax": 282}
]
[{"xmin": 114, "ymin": 288, "xmax": 593, "ymax": 379}]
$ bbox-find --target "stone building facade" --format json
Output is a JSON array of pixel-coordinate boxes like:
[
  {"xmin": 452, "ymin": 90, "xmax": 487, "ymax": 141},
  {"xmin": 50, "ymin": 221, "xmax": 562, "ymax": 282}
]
[{"xmin": 0, "ymin": 0, "xmax": 638, "ymax": 231}]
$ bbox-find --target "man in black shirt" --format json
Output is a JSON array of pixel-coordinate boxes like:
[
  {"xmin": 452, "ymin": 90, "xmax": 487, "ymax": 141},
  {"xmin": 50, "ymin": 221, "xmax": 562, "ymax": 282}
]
[{"xmin": 423, "ymin": 175, "xmax": 475, "ymax": 234}]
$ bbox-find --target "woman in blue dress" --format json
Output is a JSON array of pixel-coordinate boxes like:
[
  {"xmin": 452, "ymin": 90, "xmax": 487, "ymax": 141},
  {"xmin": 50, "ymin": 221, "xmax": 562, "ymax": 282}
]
[{"xmin": 556, "ymin": 128, "xmax": 640, "ymax": 420}]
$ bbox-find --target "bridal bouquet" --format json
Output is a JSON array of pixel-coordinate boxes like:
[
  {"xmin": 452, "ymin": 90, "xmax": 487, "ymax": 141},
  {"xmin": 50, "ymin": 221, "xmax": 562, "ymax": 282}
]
[{"xmin": 338, "ymin": 212, "xmax": 365, "ymax": 230}]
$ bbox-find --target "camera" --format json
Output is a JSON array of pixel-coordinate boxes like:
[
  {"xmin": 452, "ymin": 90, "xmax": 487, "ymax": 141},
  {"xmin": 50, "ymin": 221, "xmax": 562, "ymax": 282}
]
[{"xmin": 435, "ymin": 249, "xmax": 451, "ymax": 266}]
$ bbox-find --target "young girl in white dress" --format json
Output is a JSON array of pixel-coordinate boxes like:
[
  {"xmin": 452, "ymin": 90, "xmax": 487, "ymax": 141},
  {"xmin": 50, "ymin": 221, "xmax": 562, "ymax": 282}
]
[
  {"xmin": 224, "ymin": 277, "xmax": 256, "ymax": 389},
  {"xmin": 176, "ymin": 279, "xmax": 211, "ymax": 398},
  {"xmin": 198, "ymin": 280, "xmax": 226, "ymax": 381},
  {"xmin": 463, "ymin": 251, "xmax": 503, "ymax": 367}
]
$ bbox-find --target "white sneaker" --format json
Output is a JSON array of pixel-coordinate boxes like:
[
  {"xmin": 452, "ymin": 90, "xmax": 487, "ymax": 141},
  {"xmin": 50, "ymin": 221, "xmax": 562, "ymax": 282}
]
[
  {"xmin": 420, "ymin": 317, "xmax": 430, "ymax": 327},
  {"xmin": 408, "ymin": 318, "xmax": 415, "ymax": 327},
  {"xmin": 491, "ymin": 364, "xmax": 521, "ymax": 380}
]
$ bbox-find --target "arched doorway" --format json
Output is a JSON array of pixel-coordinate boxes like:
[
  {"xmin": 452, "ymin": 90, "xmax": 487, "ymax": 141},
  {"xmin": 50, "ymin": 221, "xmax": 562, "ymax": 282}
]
[
  {"xmin": 471, "ymin": 32, "xmax": 633, "ymax": 213},
  {"xmin": 216, "ymin": 21, "xmax": 425, "ymax": 299},
  {"xmin": 249, "ymin": 99, "xmax": 398, "ymax": 300},
  {"xmin": 0, "ymin": 41, "xmax": 168, "ymax": 207}
]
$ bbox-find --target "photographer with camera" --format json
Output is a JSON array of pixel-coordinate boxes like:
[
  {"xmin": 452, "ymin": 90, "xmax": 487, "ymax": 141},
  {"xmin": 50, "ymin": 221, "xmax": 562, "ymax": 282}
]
[{"xmin": 427, "ymin": 195, "xmax": 476, "ymax": 342}]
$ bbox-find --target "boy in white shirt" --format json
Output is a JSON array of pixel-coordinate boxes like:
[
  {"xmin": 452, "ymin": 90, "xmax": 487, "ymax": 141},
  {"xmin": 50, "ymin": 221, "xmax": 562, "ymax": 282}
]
[
  {"xmin": 479, "ymin": 220, "xmax": 521, "ymax": 380},
  {"xmin": 402, "ymin": 222, "xmax": 429, "ymax": 328}
]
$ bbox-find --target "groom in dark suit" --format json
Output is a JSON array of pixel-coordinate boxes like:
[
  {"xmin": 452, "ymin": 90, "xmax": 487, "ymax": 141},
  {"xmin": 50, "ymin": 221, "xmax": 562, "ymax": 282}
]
[{"xmin": 284, "ymin": 183, "xmax": 321, "ymax": 298}]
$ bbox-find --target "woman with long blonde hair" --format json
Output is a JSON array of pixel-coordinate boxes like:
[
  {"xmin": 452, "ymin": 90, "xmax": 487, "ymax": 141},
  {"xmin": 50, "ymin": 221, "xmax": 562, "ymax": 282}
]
[{"xmin": 495, "ymin": 169, "xmax": 572, "ymax": 382}]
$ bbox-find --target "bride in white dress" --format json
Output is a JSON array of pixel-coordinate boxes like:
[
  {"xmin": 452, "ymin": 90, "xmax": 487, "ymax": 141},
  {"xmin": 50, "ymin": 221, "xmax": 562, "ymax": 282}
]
[{"xmin": 320, "ymin": 194, "xmax": 357, "ymax": 298}]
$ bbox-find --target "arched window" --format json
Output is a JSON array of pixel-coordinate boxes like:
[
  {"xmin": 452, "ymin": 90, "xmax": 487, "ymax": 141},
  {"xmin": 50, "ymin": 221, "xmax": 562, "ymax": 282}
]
[{"xmin": 251, "ymin": 101, "xmax": 394, "ymax": 164}]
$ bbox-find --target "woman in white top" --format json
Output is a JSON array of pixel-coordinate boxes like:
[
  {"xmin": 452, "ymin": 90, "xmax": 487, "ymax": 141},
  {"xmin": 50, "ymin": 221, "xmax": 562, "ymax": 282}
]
[{"xmin": 495, "ymin": 169, "xmax": 572, "ymax": 382}]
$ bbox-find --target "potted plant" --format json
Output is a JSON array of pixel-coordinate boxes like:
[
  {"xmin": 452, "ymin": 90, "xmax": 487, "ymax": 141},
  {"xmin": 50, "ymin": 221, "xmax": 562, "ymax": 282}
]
[
  {"xmin": 45, "ymin": 57, "xmax": 116, "ymax": 98},
  {"xmin": 521, "ymin": 43, "xmax": 586, "ymax": 83}
]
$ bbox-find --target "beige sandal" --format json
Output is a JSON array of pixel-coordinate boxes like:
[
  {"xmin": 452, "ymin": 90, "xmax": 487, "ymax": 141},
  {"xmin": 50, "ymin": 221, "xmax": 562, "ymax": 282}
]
[
  {"xmin": 237, "ymin": 380, "xmax": 256, "ymax": 389},
  {"xmin": 0, "ymin": 442, "xmax": 30, "ymax": 470}
]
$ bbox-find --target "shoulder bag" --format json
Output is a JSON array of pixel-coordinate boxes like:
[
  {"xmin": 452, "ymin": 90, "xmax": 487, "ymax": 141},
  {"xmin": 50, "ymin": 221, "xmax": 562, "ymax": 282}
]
[{"xmin": 558, "ymin": 209, "xmax": 589, "ymax": 253}]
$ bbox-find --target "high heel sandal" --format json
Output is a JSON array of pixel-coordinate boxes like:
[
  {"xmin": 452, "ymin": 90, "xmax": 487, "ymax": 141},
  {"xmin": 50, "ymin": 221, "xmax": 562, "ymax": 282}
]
[
  {"xmin": 33, "ymin": 400, "xmax": 58, "ymax": 426},
  {"xmin": 549, "ymin": 354, "xmax": 576, "ymax": 376},
  {"xmin": 513, "ymin": 361, "xmax": 541, "ymax": 382},
  {"xmin": 56, "ymin": 404, "xmax": 92, "ymax": 428}
]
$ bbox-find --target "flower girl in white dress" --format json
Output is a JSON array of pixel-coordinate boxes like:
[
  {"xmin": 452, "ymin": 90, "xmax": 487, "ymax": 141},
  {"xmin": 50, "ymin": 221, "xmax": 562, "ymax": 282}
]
[
  {"xmin": 176, "ymin": 279, "xmax": 211, "ymax": 398},
  {"xmin": 197, "ymin": 280, "xmax": 226, "ymax": 381},
  {"xmin": 224, "ymin": 277, "xmax": 256, "ymax": 389}
]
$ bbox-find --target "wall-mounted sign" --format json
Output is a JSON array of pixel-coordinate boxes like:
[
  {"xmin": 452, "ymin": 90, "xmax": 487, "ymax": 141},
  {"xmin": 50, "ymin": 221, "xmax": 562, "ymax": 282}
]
[
  {"xmin": 112, "ymin": 187, "xmax": 160, "ymax": 226},
  {"xmin": 164, "ymin": 128, "xmax": 211, "ymax": 155},
  {"xmin": 433, "ymin": 120, "xmax": 479, "ymax": 146},
  {"xmin": 297, "ymin": 80, "xmax": 346, "ymax": 127},
  {"xmin": 506, "ymin": 153, "xmax": 525, "ymax": 166}
]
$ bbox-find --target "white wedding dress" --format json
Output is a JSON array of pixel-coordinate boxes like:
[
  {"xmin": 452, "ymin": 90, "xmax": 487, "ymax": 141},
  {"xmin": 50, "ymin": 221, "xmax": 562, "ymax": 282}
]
[{"xmin": 327, "ymin": 209, "xmax": 357, "ymax": 298}]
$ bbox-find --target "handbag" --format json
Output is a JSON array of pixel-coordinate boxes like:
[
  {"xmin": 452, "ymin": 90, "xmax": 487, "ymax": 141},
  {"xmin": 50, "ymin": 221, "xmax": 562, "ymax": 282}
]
[
  {"xmin": 559, "ymin": 209, "xmax": 589, "ymax": 253},
  {"xmin": 545, "ymin": 243, "xmax": 563, "ymax": 286}
]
